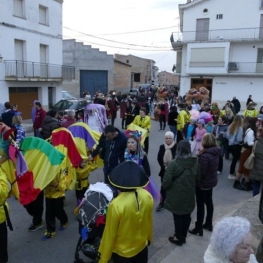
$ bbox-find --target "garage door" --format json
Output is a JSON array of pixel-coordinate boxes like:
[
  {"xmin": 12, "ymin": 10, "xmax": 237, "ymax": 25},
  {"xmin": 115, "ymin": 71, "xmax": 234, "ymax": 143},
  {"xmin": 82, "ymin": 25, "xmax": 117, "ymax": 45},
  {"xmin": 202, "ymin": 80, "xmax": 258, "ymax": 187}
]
[
  {"xmin": 80, "ymin": 70, "xmax": 108, "ymax": 97},
  {"xmin": 9, "ymin": 87, "xmax": 38, "ymax": 119}
]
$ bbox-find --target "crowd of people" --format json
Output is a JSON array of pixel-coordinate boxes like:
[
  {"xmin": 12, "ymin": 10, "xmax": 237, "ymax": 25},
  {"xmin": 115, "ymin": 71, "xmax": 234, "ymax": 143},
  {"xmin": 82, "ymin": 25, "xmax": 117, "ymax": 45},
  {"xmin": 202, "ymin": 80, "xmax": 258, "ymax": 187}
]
[{"xmin": 0, "ymin": 90, "xmax": 263, "ymax": 263}]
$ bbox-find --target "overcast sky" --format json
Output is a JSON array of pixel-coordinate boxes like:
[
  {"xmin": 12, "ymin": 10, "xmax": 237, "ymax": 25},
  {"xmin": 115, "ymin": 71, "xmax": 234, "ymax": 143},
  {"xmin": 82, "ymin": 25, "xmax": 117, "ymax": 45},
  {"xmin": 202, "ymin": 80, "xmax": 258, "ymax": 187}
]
[{"xmin": 63, "ymin": 0, "xmax": 184, "ymax": 73}]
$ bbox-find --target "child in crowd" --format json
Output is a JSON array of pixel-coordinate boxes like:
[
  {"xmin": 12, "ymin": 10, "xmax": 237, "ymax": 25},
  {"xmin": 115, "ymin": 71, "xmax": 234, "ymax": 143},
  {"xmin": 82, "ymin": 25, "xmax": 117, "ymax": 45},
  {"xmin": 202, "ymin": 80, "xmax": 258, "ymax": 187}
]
[
  {"xmin": 42, "ymin": 170, "xmax": 68, "ymax": 240},
  {"xmin": 193, "ymin": 119, "xmax": 207, "ymax": 155},
  {"xmin": 77, "ymin": 112, "xmax": 84, "ymax": 122},
  {"xmin": 12, "ymin": 113, "xmax": 25, "ymax": 146}
]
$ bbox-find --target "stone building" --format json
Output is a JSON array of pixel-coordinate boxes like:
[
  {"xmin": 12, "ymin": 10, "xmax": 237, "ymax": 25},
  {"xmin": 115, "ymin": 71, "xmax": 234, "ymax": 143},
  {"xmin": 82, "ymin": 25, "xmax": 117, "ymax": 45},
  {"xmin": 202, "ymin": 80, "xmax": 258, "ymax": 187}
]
[
  {"xmin": 158, "ymin": 71, "xmax": 179, "ymax": 88},
  {"xmin": 114, "ymin": 59, "xmax": 131, "ymax": 93}
]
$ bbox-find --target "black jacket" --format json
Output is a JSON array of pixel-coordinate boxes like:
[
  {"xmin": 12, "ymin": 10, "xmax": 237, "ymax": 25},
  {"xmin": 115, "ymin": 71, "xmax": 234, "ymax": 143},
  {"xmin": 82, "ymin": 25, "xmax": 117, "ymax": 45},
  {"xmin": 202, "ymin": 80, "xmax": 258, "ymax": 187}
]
[
  {"xmin": 1, "ymin": 110, "xmax": 15, "ymax": 127},
  {"xmin": 157, "ymin": 144, "xmax": 177, "ymax": 177},
  {"xmin": 41, "ymin": 116, "xmax": 60, "ymax": 139},
  {"xmin": 168, "ymin": 111, "xmax": 178, "ymax": 126}
]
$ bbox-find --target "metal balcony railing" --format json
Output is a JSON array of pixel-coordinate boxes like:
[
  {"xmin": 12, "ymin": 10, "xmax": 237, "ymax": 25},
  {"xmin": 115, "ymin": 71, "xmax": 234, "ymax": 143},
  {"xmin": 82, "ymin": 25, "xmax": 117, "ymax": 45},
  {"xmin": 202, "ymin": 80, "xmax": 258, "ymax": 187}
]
[
  {"xmin": 4, "ymin": 60, "xmax": 75, "ymax": 81},
  {"xmin": 171, "ymin": 27, "xmax": 263, "ymax": 43},
  {"xmin": 227, "ymin": 62, "xmax": 263, "ymax": 73}
]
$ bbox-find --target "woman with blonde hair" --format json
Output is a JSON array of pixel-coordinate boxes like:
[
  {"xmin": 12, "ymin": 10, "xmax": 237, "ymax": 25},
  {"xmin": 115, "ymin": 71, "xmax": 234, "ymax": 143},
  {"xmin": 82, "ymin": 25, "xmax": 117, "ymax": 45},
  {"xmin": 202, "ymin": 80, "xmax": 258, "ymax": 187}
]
[
  {"xmin": 12, "ymin": 113, "xmax": 25, "ymax": 146},
  {"xmin": 226, "ymin": 115, "xmax": 243, "ymax": 180}
]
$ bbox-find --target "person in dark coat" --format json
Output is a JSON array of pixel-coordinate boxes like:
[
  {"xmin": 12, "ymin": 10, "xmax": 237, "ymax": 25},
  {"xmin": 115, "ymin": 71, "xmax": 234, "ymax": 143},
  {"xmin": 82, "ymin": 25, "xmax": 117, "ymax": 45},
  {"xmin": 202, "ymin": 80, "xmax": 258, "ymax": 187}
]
[
  {"xmin": 162, "ymin": 140, "xmax": 200, "ymax": 246},
  {"xmin": 125, "ymin": 102, "xmax": 140, "ymax": 127},
  {"xmin": 1, "ymin": 102, "xmax": 15, "ymax": 127},
  {"xmin": 108, "ymin": 95, "xmax": 120, "ymax": 126},
  {"xmin": 41, "ymin": 110, "xmax": 60, "ymax": 139},
  {"xmin": 156, "ymin": 131, "xmax": 177, "ymax": 211},
  {"xmin": 189, "ymin": 133, "xmax": 221, "ymax": 236},
  {"xmin": 168, "ymin": 106, "xmax": 178, "ymax": 139},
  {"xmin": 231, "ymin": 96, "xmax": 241, "ymax": 115}
]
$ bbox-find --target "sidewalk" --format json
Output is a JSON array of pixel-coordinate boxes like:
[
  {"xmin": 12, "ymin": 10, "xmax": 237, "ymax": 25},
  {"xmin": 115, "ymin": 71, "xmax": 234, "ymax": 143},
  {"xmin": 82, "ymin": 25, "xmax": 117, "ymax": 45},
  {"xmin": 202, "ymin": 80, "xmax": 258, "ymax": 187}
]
[{"xmin": 150, "ymin": 195, "xmax": 262, "ymax": 263}]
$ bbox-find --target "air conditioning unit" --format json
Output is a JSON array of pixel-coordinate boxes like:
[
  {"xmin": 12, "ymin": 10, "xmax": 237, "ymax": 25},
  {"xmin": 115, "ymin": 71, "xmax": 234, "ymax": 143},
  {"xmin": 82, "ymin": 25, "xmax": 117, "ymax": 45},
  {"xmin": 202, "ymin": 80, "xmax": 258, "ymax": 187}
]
[{"xmin": 228, "ymin": 62, "xmax": 238, "ymax": 70}]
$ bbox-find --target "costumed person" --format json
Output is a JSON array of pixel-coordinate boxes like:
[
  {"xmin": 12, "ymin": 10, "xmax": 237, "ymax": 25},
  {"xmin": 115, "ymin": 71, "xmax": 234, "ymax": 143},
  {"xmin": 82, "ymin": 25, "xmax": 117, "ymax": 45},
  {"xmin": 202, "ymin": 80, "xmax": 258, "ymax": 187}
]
[
  {"xmin": 97, "ymin": 161, "xmax": 153, "ymax": 263},
  {"xmin": 132, "ymin": 107, "xmax": 151, "ymax": 154},
  {"xmin": 176, "ymin": 104, "xmax": 191, "ymax": 143},
  {"xmin": 204, "ymin": 216, "xmax": 258, "ymax": 263},
  {"xmin": 125, "ymin": 101, "xmax": 140, "ymax": 127},
  {"xmin": 212, "ymin": 116, "xmax": 228, "ymax": 174},
  {"xmin": 41, "ymin": 170, "xmax": 69, "ymax": 240},
  {"xmin": 124, "ymin": 132, "xmax": 151, "ymax": 177},
  {"xmin": 193, "ymin": 119, "xmax": 207, "ymax": 155},
  {"xmin": 244, "ymin": 102, "xmax": 258, "ymax": 118},
  {"xmin": 0, "ymin": 168, "xmax": 12, "ymax": 263},
  {"xmin": 167, "ymin": 106, "xmax": 178, "ymax": 139},
  {"xmin": 162, "ymin": 140, "xmax": 200, "ymax": 246},
  {"xmin": 12, "ymin": 113, "xmax": 25, "ymax": 147},
  {"xmin": 182, "ymin": 110, "xmax": 199, "ymax": 141},
  {"xmin": 156, "ymin": 131, "xmax": 177, "ymax": 212},
  {"xmin": 189, "ymin": 133, "xmax": 220, "ymax": 237},
  {"xmin": 233, "ymin": 117, "xmax": 256, "ymax": 191}
]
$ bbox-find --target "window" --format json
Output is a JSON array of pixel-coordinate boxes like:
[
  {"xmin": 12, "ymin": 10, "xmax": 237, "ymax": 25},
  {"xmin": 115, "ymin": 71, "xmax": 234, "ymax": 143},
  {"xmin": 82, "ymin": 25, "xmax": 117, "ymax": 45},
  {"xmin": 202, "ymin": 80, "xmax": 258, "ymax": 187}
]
[
  {"xmin": 216, "ymin": 14, "xmax": 223, "ymax": 19},
  {"xmin": 126, "ymin": 60, "xmax": 129, "ymax": 63},
  {"xmin": 39, "ymin": 5, "xmax": 49, "ymax": 25},
  {"xmin": 260, "ymin": 0, "xmax": 263, "ymax": 8},
  {"xmin": 13, "ymin": 0, "xmax": 25, "ymax": 18},
  {"xmin": 134, "ymin": 73, "xmax": 140, "ymax": 82},
  {"xmin": 196, "ymin": 18, "xmax": 210, "ymax": 41}
]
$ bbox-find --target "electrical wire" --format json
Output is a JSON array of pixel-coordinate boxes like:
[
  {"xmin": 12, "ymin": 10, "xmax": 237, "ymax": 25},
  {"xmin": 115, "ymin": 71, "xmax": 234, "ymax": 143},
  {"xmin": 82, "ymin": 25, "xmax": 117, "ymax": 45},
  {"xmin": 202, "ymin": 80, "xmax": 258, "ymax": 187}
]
[
  {"xmin": 63, "ymin": 26, "xmax": 172, "ymax": 49},
  {"xmin": 63, "ymin": 35, "xmax": 172, "ymax": 52},
  {"xmin": 156, "ymin": 51, "xmax": 172, "ymax": 63},
  {"xmin": 92, "ymin": 26, "xmax": 176, "ymax": 36}
]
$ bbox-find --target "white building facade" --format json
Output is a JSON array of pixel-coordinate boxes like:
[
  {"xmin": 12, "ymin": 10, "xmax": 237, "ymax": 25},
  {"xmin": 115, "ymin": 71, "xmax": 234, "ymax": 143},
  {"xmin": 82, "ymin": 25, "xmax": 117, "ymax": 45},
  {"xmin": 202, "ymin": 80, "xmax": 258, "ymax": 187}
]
[
  {"xmin": 172, "ymin": 0, "xmax": 263, "ymax": 109},
  {"xmin": 0, "ymin": 0, "xmax": 74, "ymax": 118}
]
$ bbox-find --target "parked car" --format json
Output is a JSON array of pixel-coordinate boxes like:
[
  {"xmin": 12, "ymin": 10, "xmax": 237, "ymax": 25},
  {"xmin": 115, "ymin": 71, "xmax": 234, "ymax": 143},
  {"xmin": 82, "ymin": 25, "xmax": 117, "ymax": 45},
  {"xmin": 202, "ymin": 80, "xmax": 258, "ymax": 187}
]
[
  {"xmin": 129, "ymin": 88, "xmax": 139, "ymax": 95},
  {"xmin": 62, "ymin": 90, "xmax": 76, "ymax": 100},
  {"xmin": 48, "ymin": 98, "xmax": 89, "ymax": 118}
]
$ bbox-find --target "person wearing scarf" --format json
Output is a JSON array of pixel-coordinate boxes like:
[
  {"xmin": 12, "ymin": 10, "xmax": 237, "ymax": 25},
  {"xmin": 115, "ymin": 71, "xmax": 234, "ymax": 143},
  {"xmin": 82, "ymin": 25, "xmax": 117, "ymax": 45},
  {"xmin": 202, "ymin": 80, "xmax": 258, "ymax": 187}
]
[{"xmin": 156, "ymin": 132, "xmax": 177, "ymax": 211}]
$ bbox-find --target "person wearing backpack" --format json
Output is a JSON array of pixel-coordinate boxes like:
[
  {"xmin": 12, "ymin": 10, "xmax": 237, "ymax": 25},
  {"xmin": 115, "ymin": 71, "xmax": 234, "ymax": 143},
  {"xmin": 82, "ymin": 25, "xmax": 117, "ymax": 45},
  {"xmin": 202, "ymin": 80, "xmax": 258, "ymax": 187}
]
[{"xmin": 0, "ymin": 169, "xmax": 11, "ymax": 263}]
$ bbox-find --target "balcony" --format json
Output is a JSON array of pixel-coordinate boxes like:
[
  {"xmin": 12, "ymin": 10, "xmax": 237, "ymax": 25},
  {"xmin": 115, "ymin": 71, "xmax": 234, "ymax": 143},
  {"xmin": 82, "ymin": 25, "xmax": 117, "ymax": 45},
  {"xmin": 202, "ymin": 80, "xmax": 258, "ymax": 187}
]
[
  {"xmin": 4, "ymin": 60, "xmax": 75, "ymax": 81},
  {"xmin": 227, "ymin": 62, "xmax": 263, "ymax": 74},
  {"xmin": 171, "ymin": 27, "xmax": 263, "ymax": 48}
]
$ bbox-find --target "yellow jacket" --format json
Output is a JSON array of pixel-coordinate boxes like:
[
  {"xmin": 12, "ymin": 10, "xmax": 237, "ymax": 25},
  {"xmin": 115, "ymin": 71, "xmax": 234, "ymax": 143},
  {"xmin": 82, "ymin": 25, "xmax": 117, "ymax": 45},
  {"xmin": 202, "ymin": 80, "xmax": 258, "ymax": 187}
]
[
  {"xmin": 44, "ymin": 171, "xmax": 67, "ymax": 199},
  {"xmin": 132, "ymin": 115, "xmax": 151, "ymax": 137},
  {"xmin": 244, "ymin": 109, "xmax": 259, "ymax": 118},
  {"xmin": 177, "ymin": 110, "xmax": 190, "ymax": 131},
  {"xmin": 0, "ymin": 169, "xmax": 10, "ymax": 224},
  {"xmin": 98, "ymin": 189, "xmax": 153, "ymax": 263}
]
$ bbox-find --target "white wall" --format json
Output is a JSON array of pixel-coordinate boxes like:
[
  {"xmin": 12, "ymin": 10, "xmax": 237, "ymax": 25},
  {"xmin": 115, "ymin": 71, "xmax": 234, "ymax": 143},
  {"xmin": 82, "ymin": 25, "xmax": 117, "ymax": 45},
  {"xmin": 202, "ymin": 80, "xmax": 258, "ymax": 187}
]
[
  {"xmin": 0, "ymin": 0, "xmax": 63, "ymax": 107},
  {"xmin": 183, "ymin": 0, "xmax": 263, "ymax": 33}
]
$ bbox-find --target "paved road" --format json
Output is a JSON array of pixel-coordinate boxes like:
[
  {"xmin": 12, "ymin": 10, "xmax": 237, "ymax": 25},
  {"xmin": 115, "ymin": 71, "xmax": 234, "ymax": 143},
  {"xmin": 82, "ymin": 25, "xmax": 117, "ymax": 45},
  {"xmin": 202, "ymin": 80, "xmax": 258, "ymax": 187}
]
[{"xmin": 7, "ymin": 116, "xmax": 252, "ymax": 263}]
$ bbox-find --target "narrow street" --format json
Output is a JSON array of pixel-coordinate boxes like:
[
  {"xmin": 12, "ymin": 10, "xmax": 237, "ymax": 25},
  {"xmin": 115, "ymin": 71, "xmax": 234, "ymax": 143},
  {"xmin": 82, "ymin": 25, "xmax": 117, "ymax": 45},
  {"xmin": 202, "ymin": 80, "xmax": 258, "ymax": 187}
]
[{"xmin": 7, "ymin": 116, "xmax": 252, "ymax": 263}]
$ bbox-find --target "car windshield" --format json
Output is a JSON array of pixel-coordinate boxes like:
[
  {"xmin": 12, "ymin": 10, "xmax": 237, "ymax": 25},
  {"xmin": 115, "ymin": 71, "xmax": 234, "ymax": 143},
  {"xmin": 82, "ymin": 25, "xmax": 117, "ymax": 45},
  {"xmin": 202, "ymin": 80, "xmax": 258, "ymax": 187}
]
[
  {"xmin": 62, "ymin": 91, "xmax": 75, "ymax": 99},
  {"xmin": 52, "ymin": 100, "xmax": 78, "ymax": 110}
]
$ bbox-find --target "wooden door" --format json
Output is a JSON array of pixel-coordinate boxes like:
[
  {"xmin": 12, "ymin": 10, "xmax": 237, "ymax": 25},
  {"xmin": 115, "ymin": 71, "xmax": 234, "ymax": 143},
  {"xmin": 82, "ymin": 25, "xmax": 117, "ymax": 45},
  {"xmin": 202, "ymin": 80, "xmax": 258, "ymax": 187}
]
[{"xmin": 9, "ymin": 87, "xmax": 38, "ymax": 119}]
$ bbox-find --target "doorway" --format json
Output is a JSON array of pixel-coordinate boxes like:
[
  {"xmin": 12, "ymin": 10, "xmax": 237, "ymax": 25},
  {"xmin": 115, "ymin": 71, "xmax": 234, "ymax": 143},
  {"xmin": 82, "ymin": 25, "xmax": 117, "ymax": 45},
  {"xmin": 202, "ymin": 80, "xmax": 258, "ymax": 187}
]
[{"xmin": 191, "ymin": 78, "xmax": 213, "ymax": 102}]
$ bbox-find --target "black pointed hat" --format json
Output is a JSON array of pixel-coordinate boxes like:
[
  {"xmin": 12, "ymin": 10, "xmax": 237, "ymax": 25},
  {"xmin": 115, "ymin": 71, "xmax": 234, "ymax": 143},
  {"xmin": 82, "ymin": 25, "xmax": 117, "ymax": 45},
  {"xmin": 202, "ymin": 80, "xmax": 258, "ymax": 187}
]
[{"xmin": 109, "ymin": 161, "xmax": 149, "ymax": 189}]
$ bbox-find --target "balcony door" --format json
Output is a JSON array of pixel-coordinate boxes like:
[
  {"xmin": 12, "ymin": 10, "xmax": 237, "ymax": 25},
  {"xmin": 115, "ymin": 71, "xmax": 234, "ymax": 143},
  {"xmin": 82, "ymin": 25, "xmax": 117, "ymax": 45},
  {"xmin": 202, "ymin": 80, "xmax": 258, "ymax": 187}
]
[
  {"xmin": 196, "ymin": 18, "xmax": 209, "ymax": 41},
  {"xmin": 40, "ymin": 44, "xmax": 48, "ymax": 78},
  {"xmin": 260, "ymin": 14, "xmax": 263, "ymax": 39},
  {"xmin": 15, "ymin": 39, "xmax": 25, "ymax": 77},
  {"xmin": 256, "ymin": 48, "xmax": 263, "ymax": 73}
]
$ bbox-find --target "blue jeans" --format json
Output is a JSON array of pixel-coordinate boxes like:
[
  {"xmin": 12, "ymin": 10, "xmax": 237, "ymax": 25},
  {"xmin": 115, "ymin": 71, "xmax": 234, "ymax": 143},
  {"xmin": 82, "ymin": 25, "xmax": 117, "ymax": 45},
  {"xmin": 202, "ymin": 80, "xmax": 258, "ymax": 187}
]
[
  {"xmin": 253, "ymin": 181, "xmax": 261, "ymax": 196},
  {"xmin": 169, "ymin": 125, "xmax": 177, "ymax": 139}
]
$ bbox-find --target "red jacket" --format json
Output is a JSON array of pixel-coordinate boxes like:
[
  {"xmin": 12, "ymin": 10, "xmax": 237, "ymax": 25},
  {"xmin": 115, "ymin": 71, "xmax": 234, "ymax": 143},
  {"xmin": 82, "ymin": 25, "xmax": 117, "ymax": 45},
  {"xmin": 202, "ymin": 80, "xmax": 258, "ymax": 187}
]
[{"xmin": 34, "ymin": 108, "xmax": 46, "ymax": 129}]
